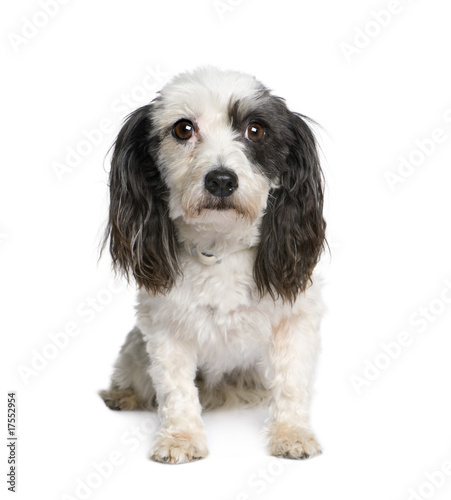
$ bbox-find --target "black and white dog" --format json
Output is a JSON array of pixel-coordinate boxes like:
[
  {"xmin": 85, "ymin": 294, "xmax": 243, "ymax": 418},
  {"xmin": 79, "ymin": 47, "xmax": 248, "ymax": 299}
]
[{"xmin": 100, "ymin": 67, "xmax": 326, "ymax": 464}]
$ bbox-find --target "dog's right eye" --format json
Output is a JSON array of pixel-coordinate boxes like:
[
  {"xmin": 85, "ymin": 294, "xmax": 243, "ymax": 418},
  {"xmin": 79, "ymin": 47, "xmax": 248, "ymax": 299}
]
[{"xmin": 173, "ymin": 120, "xmax": 194, "ymax": 140}]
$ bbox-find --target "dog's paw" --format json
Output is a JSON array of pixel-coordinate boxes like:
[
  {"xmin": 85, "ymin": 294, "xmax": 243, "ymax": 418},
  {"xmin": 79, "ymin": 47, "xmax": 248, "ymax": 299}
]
[
  {"xmin": 267, "ymin": 423, "xmax": 322, "ymax": 460},
  {"xmin": 99, "ymin": 388, "xmax": 144, "ymax": 411},
  {"xmin": 150, "ymin": 428, "xmax": 208, "ymax": 464}
]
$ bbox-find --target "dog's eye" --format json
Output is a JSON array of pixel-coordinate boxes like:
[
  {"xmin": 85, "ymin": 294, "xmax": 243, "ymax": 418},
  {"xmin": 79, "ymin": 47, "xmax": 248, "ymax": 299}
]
[
  {"xmin": 245, "ymin": 122, "xmax": 265, "ymax": 142},
  {"xmin": 173, "ymin": 120, "xmax": 194, "ymax": 140}
]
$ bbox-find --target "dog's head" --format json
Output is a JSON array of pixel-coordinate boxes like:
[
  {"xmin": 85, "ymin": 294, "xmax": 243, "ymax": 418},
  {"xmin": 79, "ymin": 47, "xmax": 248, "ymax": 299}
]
[{"xmin": 104, "ymin": 67, "xmax": 326, "ymax": 302}]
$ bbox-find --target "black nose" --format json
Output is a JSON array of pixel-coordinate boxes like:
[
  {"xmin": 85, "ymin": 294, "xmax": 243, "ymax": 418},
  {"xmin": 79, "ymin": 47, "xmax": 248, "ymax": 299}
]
[{"xmin": 204, "ymin": 168, "xmax": 238, "ymax": 198}]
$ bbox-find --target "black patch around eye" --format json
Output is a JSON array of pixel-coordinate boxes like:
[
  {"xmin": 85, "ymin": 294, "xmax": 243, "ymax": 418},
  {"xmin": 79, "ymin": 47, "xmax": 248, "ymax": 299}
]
[{"xmin": 228, "ymin": 95, "xmax": 293, "ymax": 181}]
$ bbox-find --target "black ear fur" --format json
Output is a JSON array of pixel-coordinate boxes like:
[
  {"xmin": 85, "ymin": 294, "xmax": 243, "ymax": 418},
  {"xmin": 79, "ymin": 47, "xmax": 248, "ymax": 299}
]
[
  {"xmin": 254, "ymin": 113, "xmax": 326, "ymax": 303},
  {"xmin": 103, "ymin": 104, "xmax": 179, "ymax": 294}
]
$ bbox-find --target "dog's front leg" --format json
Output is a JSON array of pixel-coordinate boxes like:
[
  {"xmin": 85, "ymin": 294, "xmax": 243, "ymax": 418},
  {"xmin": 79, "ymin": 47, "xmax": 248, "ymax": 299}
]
[
  {"xmin": 145, "ymin": 332, "xmax": 207, "ymax": 464},
  {"xmin": 267, "ymin": 313, "xmax": 322, "ymax": 460}
]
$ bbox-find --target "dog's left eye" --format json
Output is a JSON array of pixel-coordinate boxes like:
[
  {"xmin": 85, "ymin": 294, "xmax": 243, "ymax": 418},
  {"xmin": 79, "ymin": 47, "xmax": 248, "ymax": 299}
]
[
  {"xmin": 173, "ymin": 120, "xmax": 194, "ymax": 140},
  {"xmin": 245, "ymin": 122, "xmax": 265, "ymax": 142}
]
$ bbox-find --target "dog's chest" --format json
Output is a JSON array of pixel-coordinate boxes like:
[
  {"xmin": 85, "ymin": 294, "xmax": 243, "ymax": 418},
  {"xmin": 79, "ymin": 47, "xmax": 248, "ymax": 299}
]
[
  {"xmin": 183, "ymin": 250, "xmax": 258, "ymax": 311},
  {"xmin": 137, "ymin": 251, "xmax": 284, "ymax": 354},
  {"xmin": 164, "ymin": 252, "xmax": 275, "ymax": 336},
  {"xmin": 182, "ymin": 259, "xmax": 274, "ymax": 366}
]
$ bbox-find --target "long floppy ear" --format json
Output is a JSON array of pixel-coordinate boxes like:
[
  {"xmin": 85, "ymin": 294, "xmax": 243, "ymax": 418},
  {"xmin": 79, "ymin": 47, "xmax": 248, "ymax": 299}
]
[
  {"xmin": 102, "ymin": 104, "xmax": 179, "ymax": 294},
  {"xmin": 254, "ymin": 112, "xmax": 326, "ymax": 303}
]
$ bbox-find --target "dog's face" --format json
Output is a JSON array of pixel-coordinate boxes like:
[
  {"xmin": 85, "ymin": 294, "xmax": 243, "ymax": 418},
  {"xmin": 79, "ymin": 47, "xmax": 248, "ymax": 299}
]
[
  {"xmin": 153, "ymin": 69, "xmax": 274, "ymax": 225},
  {"xmin": 104, "ymin": 67, "xmax": 326, "ymax": 301}
]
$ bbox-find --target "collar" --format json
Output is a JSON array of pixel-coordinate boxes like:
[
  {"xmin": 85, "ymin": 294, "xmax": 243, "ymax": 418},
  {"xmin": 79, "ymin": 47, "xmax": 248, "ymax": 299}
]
[{"xmin": 191, "ymin": 247, "xmax": 222, "ymax": 265}]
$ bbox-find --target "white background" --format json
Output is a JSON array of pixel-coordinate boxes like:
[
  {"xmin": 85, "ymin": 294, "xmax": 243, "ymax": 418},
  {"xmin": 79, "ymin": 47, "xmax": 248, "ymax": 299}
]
[{"xmin": 2, "ymin": 1, "xmax": 451, "ymax": 499}]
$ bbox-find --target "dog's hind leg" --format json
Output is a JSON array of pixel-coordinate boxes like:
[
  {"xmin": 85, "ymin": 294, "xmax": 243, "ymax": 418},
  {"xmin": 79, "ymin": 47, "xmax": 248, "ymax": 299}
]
[
  {"xmin": 100, "ymin": 327, "xmax": 156, "ymax": 411},
  {"xmin": 197, "ymin": 366, "xmax": 270, "ymax": 410},
  {"xmin": 100, "ymin": 385, "xmax": 146, "ymax": 411}
]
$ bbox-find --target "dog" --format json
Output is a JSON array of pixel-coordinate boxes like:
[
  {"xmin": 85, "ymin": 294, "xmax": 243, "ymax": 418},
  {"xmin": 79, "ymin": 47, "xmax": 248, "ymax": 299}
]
[{"xmin": 100, "ymin": 66, "xmax": 326, "ymax": 464}]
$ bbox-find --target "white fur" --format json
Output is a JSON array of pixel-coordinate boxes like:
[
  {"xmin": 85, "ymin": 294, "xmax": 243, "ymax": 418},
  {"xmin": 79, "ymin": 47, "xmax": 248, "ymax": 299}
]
[{"xmin": 101, "ymin": 67, "xmax": 324, "ymax": 464}]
